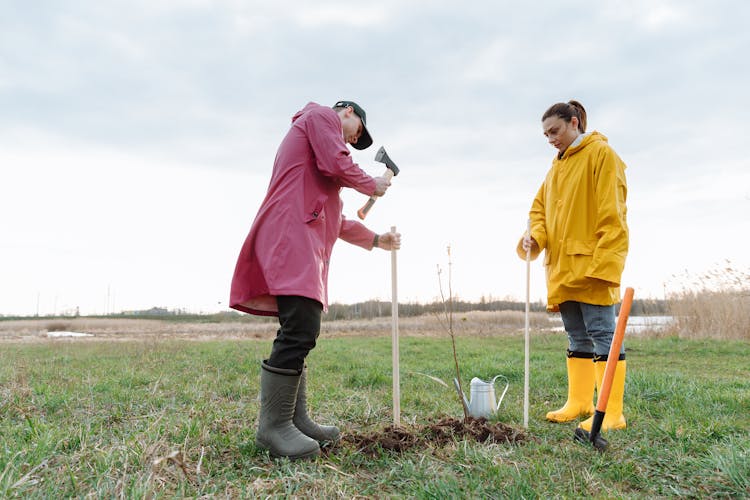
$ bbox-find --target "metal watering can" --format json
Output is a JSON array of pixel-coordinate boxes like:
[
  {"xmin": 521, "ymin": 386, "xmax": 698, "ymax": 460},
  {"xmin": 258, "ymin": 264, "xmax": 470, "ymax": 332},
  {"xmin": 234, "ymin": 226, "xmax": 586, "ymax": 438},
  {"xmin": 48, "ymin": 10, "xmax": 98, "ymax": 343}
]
[{"xmin": 453, "ymin": 375, "xmax": 509, "ymax": 418}]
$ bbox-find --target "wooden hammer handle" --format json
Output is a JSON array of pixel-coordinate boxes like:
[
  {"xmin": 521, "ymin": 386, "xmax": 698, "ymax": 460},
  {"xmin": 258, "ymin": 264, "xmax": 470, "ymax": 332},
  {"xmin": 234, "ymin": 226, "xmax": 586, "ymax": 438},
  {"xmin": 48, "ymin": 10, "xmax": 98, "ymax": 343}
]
[{"xmin": 357, "ymin": 168, "xmax": 394, "ymax": 220}]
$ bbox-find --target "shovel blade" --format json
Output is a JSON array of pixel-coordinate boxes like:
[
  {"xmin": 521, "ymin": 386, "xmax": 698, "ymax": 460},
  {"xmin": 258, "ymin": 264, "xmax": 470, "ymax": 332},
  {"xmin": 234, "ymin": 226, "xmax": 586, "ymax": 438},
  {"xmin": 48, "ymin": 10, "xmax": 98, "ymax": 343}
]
[{"xmin": 574, "ymin": 427, "xmax": 609, "ymax": 451}]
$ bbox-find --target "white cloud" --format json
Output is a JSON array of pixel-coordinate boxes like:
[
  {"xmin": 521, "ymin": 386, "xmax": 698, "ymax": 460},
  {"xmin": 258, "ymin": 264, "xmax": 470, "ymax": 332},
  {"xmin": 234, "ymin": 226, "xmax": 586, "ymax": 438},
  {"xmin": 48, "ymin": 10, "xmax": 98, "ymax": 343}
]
[
  {"xmin": 461, "ymin": 39, "xmax": 515, "ymax": 84},
  {"xmin": 294, "ymin": 4, "xmax": 389, "ymax": 27},
  {"xmin": 600, "ymin": 0, "xmax": 694, "ymax": 30}
]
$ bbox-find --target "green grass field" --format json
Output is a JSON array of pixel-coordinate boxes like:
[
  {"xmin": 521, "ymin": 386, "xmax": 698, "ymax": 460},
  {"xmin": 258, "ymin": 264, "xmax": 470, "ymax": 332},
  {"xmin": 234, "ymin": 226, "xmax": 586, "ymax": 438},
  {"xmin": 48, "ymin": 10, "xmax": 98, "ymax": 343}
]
[{"xmin": 1, "ymin": 332, "xmax": 748, "ymax": 497}]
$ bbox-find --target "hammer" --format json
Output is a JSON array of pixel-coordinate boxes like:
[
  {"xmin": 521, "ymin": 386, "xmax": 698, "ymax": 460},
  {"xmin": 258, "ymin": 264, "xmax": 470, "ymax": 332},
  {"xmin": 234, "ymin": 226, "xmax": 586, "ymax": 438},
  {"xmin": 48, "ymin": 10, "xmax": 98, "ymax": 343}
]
[{"xmin": 357, "ymin": 146, "xmax": 400, "ymax": 220}]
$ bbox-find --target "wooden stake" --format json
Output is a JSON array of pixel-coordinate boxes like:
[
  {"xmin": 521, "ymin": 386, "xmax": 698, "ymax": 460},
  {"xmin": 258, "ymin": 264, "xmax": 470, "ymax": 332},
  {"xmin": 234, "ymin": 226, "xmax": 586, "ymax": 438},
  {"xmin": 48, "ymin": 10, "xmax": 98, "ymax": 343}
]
[
  {"xmin": 524, "ymin": 219, "xmax": 531, "ymax": 429},
  {"xmin": 391, "ymin": 225, "xmax": 400, "ymax": 426}
]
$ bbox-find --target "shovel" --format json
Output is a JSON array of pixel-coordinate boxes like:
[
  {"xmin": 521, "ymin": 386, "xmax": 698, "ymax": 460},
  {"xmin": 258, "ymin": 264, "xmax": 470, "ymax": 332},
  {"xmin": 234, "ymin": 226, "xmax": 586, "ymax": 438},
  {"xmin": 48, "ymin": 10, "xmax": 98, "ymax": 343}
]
[{"xmin": 574, "ymin": 287, "xmax": 634, "ymax": 451}]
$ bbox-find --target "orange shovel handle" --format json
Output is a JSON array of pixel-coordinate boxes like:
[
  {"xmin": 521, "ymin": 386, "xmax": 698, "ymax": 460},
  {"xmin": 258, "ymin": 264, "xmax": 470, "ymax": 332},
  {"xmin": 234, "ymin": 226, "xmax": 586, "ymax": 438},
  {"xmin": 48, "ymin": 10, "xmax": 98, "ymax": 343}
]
[{"xmin": 595, "ymin": 287, "xmax": 634, "ymax": 412}]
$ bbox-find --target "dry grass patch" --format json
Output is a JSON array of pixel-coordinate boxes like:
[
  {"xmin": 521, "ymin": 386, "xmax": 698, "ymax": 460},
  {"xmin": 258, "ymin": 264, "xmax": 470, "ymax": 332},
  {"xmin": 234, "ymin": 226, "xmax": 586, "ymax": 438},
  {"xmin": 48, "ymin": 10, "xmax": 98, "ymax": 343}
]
[
  {"xmin": 668, "ymin": 262, "xmax": 750, "ymax": 340},
  {"xmin": 0, "ymin": 311, "xmax": 555, "ymax": 343}
]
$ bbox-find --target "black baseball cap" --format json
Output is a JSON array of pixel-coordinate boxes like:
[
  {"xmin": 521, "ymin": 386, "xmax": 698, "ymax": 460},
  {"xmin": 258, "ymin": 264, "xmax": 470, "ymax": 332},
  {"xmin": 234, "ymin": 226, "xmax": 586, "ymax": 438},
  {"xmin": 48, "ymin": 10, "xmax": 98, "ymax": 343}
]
[{"xmin": 334, "ymin": 100, "xmax": 373, "ymax": 150}]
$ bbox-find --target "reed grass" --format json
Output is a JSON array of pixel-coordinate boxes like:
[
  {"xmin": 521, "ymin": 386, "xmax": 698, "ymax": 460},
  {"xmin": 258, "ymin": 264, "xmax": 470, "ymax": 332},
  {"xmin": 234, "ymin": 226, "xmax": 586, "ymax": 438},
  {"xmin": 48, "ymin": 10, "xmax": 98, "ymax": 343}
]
[{"xmin": 667, "ymin": 262, "xmax": 750, "ymax": 340}]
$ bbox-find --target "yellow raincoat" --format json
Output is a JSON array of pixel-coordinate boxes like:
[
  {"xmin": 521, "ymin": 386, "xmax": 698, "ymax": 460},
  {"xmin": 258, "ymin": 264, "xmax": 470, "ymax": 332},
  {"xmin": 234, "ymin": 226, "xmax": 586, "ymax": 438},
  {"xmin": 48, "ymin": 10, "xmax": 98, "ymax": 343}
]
[{"xmin": 517, "ymin": 131, "xmax": 628, "ymax": 311}]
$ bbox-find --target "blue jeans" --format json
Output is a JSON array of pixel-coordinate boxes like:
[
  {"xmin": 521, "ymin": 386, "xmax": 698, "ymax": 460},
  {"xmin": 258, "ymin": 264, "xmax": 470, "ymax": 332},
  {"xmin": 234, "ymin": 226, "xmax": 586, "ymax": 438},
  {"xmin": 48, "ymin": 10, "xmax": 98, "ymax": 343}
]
[{"xmin": 558, "ymin": 301, "xmax": 625, "ymax": 358}]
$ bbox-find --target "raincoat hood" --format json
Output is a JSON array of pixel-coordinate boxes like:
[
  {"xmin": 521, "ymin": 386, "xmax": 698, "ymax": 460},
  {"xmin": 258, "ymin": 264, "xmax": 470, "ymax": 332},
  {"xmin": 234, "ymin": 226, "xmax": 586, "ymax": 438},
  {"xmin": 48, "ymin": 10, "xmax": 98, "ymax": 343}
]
[
  {"xmin": 560, "ymin": 131, "xmax": 607, "ymax": 159},
  {"xmin": 292, "ymin": 102, "xmax": 319, "ymax": 123}
]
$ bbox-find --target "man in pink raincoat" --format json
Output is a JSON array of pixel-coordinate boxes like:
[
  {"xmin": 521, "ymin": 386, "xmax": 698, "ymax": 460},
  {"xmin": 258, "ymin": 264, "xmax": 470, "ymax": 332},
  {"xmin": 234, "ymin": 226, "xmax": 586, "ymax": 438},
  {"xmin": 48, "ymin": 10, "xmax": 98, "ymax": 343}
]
[{"xmin": 230, "ymin": 100, "xmax": 400, "ymax": 460}]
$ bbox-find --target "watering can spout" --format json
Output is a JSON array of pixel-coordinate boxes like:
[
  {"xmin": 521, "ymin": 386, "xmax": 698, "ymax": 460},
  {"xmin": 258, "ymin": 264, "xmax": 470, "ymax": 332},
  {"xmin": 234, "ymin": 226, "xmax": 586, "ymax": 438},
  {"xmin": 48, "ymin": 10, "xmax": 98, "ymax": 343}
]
[{"xmin": 453, "ymin": 378, "xmax": 470, "ymax": 415}]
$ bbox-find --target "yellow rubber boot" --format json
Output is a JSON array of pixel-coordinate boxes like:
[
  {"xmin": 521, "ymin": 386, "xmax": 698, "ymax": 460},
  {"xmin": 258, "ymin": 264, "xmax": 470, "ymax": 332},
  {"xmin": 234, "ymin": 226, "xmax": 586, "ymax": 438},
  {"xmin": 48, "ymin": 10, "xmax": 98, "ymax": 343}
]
[
  {"xmin": 546, "ymin": 354, "xmax": 595, "ymax": 422},
  {"xmin": 579, "ymin": 359, "xmax": 627, "ymax": 431}
]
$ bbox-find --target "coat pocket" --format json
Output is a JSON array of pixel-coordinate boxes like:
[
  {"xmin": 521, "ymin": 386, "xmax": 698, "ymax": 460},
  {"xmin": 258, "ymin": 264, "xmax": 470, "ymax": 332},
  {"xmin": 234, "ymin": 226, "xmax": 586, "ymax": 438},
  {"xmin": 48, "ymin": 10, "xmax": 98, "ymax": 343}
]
[
  {"xmin": 304, "ymin": 196, "xmax": 326, "ymax": 224},
  {"xmin": 565, "ymin": 239, "xmax": 596, "ymax": 256},
  {"xmin": 563, "ymin": 239, "xmax": 596, "ymax": 286}
]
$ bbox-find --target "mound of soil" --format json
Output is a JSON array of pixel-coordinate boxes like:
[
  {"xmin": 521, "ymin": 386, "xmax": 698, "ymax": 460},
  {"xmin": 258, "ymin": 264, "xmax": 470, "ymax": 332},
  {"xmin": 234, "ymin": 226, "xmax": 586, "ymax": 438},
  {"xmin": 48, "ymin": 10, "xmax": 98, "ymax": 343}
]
[{"xmin": 329, "ymin": 417, "xmax": 529, "ymax": 456}]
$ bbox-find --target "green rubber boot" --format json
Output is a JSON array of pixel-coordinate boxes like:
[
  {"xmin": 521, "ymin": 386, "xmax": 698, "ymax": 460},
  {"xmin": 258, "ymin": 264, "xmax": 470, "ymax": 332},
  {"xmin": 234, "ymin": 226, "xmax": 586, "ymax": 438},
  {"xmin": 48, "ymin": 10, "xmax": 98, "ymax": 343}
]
[
  {"xmin": 293, "ymin": 366, "xmax": 340, "ymax": 444},
  {"xmin": 256, "ymin": 361, "xmax": 320, "ymax": 460}
]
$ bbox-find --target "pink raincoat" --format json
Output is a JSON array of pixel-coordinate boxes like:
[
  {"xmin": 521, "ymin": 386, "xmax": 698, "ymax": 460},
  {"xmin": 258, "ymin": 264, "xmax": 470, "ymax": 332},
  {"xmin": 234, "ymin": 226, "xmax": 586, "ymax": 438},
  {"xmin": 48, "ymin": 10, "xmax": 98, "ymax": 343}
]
[{"xmin": 230, "ymin": 102, "xmax": 377, "ymax": 316}]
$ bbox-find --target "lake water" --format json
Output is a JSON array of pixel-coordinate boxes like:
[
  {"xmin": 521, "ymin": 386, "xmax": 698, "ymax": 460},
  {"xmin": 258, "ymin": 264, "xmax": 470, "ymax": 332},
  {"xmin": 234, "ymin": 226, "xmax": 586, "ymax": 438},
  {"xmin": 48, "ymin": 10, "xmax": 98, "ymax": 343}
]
[{"xmin": 549, "ymin": 315, "xmax": 674, "ymax": 334}]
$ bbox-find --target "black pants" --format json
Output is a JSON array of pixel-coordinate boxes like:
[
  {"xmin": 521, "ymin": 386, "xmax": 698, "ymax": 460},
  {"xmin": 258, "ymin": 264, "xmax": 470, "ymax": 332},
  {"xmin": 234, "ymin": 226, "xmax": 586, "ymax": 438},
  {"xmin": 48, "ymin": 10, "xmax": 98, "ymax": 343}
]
[{"xmin": 266, "ymin": 295, "xmax": 323, "ymax": 371}]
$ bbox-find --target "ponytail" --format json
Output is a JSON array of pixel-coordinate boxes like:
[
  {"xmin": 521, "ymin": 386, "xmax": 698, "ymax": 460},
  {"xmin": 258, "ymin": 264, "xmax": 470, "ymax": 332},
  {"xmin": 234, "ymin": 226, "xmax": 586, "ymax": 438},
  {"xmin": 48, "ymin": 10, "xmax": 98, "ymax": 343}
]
[{"xmin": 542, "ymin": 100, "xmax": 587, "ymax": 133}]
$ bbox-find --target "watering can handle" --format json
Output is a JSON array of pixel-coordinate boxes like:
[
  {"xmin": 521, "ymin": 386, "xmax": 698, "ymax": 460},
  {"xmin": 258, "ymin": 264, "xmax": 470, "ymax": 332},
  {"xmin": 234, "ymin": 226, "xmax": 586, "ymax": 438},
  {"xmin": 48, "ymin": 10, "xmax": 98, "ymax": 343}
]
[
  {"xmin": 453, "ymin": 378, "xmax": 469, "ymax": 415},
  {"xmin": 491, "ymin": 375, "xmax": 510, "ymax": 412}
]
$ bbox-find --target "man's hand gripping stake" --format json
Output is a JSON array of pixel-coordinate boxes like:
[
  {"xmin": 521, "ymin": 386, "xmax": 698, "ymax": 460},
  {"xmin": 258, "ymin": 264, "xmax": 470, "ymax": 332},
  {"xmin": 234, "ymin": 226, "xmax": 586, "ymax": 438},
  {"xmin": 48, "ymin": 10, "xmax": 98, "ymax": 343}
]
[{"xmin": 358, "ymin": 146, "xmax": 400, "ymax": 220}]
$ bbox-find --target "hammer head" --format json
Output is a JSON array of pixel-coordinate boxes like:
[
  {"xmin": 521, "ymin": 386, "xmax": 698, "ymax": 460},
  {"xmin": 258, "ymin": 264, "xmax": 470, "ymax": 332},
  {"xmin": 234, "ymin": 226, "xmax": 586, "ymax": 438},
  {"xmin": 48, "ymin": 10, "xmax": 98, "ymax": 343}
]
[{"xmin": 374, "ymin": 146, "xmax": 399, "ymax": 176}]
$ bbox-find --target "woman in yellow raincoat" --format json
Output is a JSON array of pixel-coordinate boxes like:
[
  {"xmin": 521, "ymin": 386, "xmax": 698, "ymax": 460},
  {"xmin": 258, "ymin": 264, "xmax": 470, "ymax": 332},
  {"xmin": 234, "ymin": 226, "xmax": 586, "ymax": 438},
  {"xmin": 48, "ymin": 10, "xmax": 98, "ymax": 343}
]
[{"xmin": 517, "ymin": 100, "xmax": 629, "ymax": 431}]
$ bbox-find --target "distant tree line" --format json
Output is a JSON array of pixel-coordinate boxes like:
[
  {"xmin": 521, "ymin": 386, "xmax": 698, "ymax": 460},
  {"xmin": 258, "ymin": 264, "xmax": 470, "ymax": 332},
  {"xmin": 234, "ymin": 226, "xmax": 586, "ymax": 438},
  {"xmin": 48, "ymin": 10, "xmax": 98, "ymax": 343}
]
[
  {"xmin": 626, "ymin": 298, "xmax": 670, "ymax": 316},
  {"xmin": 0, "ymin": 298, "xmax": 670, "ymax": 322},
  {"xmin": 324, "ymin": 298, "xmax": 549, "ymax": 321},
  {"xmin": 324, "ymin": 298, "xmax": 669, "ymax": 321}
]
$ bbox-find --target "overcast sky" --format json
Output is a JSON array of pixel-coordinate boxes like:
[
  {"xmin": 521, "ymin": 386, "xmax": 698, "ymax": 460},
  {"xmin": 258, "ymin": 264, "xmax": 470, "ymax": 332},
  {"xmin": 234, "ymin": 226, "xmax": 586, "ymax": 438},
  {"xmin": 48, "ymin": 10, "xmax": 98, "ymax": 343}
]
[{"xmin": 2, "ymin": 0, "xmax": 749, "ymax": 316}]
